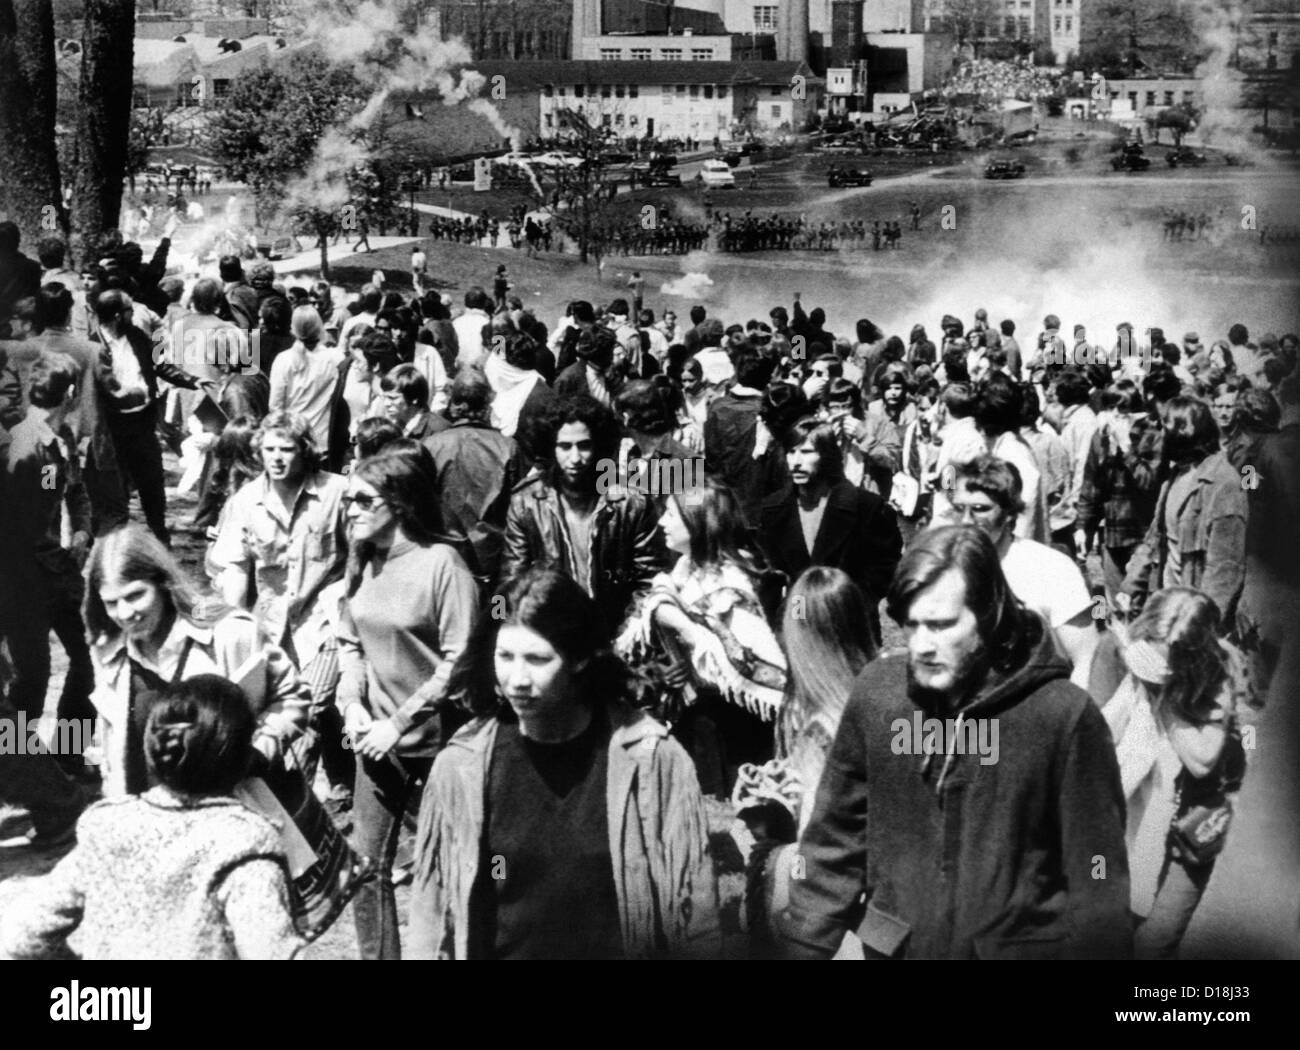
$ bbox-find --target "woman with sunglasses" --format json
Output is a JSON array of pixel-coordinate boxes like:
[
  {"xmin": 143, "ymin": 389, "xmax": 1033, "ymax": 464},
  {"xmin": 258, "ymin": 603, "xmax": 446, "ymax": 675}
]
[{"xmin": 337, "ymin": 440, "xmax": 480, "ymax": 959}]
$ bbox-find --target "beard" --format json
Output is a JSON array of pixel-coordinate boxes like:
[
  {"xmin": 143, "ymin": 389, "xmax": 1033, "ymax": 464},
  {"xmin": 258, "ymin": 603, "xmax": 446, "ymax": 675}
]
[{"xmin": 906, "ymin": 645, "xmax": 991, "ymax": 713}]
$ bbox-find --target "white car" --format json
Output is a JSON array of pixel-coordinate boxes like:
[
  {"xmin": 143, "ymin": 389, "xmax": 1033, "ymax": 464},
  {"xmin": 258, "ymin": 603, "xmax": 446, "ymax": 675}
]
[
  {"xmin": 700, "ymin": 159, "xmax": 736, "ymax": 187},
  {"xmin": 533, "ymin": 151, "xmax": 584, "ymax": 169}
]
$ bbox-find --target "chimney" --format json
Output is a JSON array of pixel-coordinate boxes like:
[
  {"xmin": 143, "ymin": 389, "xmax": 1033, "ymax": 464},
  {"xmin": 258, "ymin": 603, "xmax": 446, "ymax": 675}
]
[{"xmin": 777, "ymin": 0, "xmax": 810, "ymax": 63}]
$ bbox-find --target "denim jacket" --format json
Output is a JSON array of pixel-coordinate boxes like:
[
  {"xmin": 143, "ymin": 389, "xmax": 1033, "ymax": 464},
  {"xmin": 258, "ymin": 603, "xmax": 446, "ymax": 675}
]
[{"xmin": 408, "ymin": 704, "xmax": 721, "ymax": 960}]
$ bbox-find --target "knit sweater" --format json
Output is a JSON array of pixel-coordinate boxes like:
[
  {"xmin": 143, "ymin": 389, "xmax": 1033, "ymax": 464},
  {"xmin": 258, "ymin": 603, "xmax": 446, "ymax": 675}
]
[{"xmin": 0, "ymin": 788, "xmax": 303, "ymax": 960}]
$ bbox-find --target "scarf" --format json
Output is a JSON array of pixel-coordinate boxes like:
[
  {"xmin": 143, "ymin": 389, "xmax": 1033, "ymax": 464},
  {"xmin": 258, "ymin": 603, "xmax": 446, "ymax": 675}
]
[
  {"xmin": 484, "ymin": 353, "xmax": 541, "ymax": 437},
  {"xmin": 616, "ymin": 560, "xmax": 787, "ymax": 721}
]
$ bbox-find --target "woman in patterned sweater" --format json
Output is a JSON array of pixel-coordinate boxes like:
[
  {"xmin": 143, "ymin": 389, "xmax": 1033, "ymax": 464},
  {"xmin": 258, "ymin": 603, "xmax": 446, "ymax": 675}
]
[{"xmin": 0, "ymin": 675, "xmax": 302, "ymax": 960}]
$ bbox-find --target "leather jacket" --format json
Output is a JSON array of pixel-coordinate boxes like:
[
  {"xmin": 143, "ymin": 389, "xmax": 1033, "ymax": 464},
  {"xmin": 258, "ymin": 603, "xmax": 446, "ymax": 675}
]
[{"xmin": 503, "ymin": 475, "xmax": 668, "ymax": 626}]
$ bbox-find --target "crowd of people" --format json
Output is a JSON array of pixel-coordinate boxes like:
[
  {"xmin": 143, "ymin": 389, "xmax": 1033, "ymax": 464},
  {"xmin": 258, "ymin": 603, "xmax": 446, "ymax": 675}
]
[
  {"xmin": 941, "ymin": 58, "xmax": 1064, "ymax": 105},
  {"xmin": 0, "ymin": 214, "xmax": 1295, "ymax": 961}
]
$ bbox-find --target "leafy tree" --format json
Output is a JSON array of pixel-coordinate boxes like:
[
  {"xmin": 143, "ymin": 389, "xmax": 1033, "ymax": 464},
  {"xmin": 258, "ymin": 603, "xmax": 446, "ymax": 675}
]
[
  {"xmin": 934, "ymin": 0, "xmax": 1000, "ymax": 53},
  {"xmin": 1077, "ymin": 0, "xmax": 1199, "ymax": 78},
  {"xmin": 208, "ymin": 54, "xmax": 365, "ymax": 224},
  {"xmin": 0, "ymin": 0, "xmax": 65, "ymax": 244}
]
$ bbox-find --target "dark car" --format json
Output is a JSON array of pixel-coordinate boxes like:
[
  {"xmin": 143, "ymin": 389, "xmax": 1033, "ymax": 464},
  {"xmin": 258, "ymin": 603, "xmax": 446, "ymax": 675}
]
[
  {"xmin": 722, "ymin": 150, "xmax": 744, "ymax": 167},
  {"xmin": 644, "ymin": 170, "xmax": 683, "ymax": 187},
  {"xmin": 601, "ymin": 150, "xmax": 635, "ymax": 165},
  {"xmin": 828, "ymin": 166, "xmax": 873, "ymax": 188},
  {"xmin": 1110, "ymin": 145, "xmax": 1151, "ymax": 172},
  {"xmin": 738, "ymin": 140, "xmax": 766, "ymax": 155},
  {"xmin": 984, "ymin": 159, "xmax": 1026, "ymax": 179},
  {"xmin": 1166, "ymin": 146, "xmax": 1208, "ymax": 167}
]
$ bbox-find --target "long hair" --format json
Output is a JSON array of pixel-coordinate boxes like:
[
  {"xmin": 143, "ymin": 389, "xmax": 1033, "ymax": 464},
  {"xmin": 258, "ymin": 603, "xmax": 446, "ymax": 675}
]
[
  {"xmin": 673, "ymin": 477, "xmax": 765, "ymax": 580},
  {"xmin": 1162, "ymin": 395, "xmax": 1221, "ymax": 465},
  {"xmin": 448, "ymin": 568, "xmax": 632, "ymax": 719},
  {"xmin": 778, "ymin": 567, "xmax": 875, "ymax": 752},
  {"xmin": 886, "ymin": 525, "xmax": 1036, "ymax": 673},
  {"xmin": 1127, "ymin": 587, "xmax": 1229, "ymax": 724},
  {"xmin": 347, "ymin": 442, "xmax": 457, "ymax": 594},
  {"xmin": 782, "ymin": 416, "xmax": 845, "ymax": 483},
  {"xmin": 83, "ymin": 524, "xmax": 225, "ymax": 644}
]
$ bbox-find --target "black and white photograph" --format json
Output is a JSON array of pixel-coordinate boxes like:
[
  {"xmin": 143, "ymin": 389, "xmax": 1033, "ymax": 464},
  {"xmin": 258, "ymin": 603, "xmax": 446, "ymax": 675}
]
[{"xmin": 0, "ymin": 0, "xmax": 1297, "ymax": 1011}]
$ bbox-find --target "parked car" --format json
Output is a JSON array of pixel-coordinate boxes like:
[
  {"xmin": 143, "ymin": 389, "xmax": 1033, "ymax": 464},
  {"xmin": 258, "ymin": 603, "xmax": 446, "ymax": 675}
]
[
  {"xmin": 532, "ymin": 151, "xmax": 584, "ymax": 169},
  {"xmin": 1110, "ymin": 145, "xmax": 1151, "ymax": 172},
  {"xmin": 700, "ymin": 159, "xmax": 736, "ymax": 187},
  {"xmin": 984, "ymin": 159, "xmax": 1026, "ymax": 179},
  {"xmin": 1005, "ymin": 129, "xmax": 1038, "ymax": 145},
  {"xmin": 813, "ymin": 138, "xmax": 862, "ymax": 154},
  {"xmin": 828, "ymin": 166, "xmax": 873, "ymax": 188},
  {"xmin": 738, "ymin": 140, "xmax": 766, "ymax": 155},
  {"xmin": 722, "ymin": 150, "xmax": 744, "ymax": 167},
  {"xmin": 644, "ymin": 170, "xmax": 683, "ymax": 187},
  {"xmin": 1166, "ymin": 146, "xmax": 1208, "ymax": 167}
]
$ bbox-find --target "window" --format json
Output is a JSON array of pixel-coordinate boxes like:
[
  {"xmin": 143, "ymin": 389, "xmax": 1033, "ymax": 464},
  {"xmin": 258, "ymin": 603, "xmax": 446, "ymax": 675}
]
[
  {"xmin": 631, "ymin": 48, "xmax": 651, "ymax": 60},
  {"xmin": 543, "ymin": 84, "xmax": 554, "ymax": 98},
  {"xmin": 544, "ymin": 114, "xmax": 553, "ymax": 129},
  {"xmin": 1163, "ymin": 90, "xmax": 1174, "ymax": 105},
  {"xmin": 602, "ymin": 113, "xmax": 612, "ymax": 126},
  {"xmin": 754, "ymin": 5, "xmax": 778, "ymax": 31},
  {"xmin": 615, "ymin": 113, "xmax": 624, "ymax": 126},
  {"xmin": 558, "ymin": 86, "xmax": 566, "ymax": 97},
  {"xmin": 1128, "ymin": 91, "xmax": 1137, "ymax": 105},
  {"xmin": 717, "ymin": 85, "xmax": 727, "ymax": 99},
  {"xmin": 770, "ymin": 86, "xmax": 782, "ymax": 97},
  {"xmin": 771, "ymin": 104, "xmax": 781, "ymax": 119},
  {"xmin": 676, "ymin": 84, "xmax": 686, "ymax": 97},
  {"xmin": 629, "ymin": 84, "xmax": 638, "ymax": 98},
  {"xmin": 1145, "ymin": 91, "xmax": 1156, "ymax": 106},
  {"xmin": 662, "ymin": 48, "xmax": 682, "ymax": 60},
  {"xmin": 1269, "ymin": 30, "xmax": 1279, "ymax": 47},
  {"xmin": 1064, "ymin": 16, "xmax": 1072, "ymax": 31},
  {"xmin": 601, "ymin": 84, "xmax": 612, "ymax": 98},
  {"xmin": 1004, "ymin": 16, "xmax": 1016, "ymax": 35},
  {"xmin": 1267, "ymin": 54, "xmax": 1278, "ymax": 70},
  {"xmin": 689, "ymin": 84, "xmax": 699, "ymax": 98},
  {"xmin": 692, "ymin": 48, "xmax": 713, "ymax": 60},
  {"xmin": 1053, "ymin": 16, "xmax": 1061, "ymax": 31},
  {"xmin": 575, "ymin": 84, "xmax": 584, "ymax": 97},
  {"xmin": 213, "ymin": 79, "xmax": 230, "ymax": 98},
  {"xmin": 600, "ymin": 48, "xmax": 621, "ymax": 60},
  {"xmin": 704, "ymin": 85, "xmax": 714, "ymax": 99},
  {"xmin": 1183, "ymin": 91, "xmax": 1194, "ymax": 104},
  {"xmin": 615, "ymin": 84, "xmax": 625, "ymax": 98}
]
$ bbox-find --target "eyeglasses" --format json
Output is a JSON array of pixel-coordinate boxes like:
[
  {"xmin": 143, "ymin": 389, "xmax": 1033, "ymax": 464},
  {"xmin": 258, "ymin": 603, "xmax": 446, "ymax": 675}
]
[{"xmin": 342, "ymin": 493, "xmax": 386, "ymax": 511}]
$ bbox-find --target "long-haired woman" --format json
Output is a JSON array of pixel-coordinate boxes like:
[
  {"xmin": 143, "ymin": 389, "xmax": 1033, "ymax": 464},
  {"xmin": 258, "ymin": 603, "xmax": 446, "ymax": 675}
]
[
  {"xmin": 83, "ymin": 524, "xmax": 311, "ymax": 800},
  {"xmin": 336, "ymin": 440, "xmax": 480, "ymax": 959},
  {"xmin": 617, "ymin": 477, "xmax": 787, "ymax": 798},
  {"xmin": 732, "ymin": 567, "xmax": 875, "ymax": 959},
  {"xmin": 410, "ymin": 568, "xmax": 720, "ymax": 959},
  {"xmin": 1095, "ymin": 587, "xmax": 1248, "ymax": 959}
]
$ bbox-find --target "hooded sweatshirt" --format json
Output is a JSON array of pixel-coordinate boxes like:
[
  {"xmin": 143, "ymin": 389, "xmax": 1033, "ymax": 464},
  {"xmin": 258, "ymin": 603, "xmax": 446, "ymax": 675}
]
[
  {"xmin": 484, "ymin": 352, "xmax": 542, "ymax": 438},
  {"xmin": 781, "ymin": 616, "xmax": 1132, "ymax": 960}
]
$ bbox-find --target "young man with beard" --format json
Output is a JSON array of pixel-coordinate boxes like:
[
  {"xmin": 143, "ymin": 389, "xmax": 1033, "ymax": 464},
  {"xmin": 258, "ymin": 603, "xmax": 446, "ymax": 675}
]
[
  {"xmin": 1119, "ymin": 396, "xmax": 1247, "ymax": 624},
  {"xmin": 779, "ymin": 525, "xmax": 1131, "ymax": 960},
  {"xmin": 502, "ymin": 395, "xmax": 667, "ymax": 627},
  {"xmin": 760, "ymin": 417, "xmax": 902, "ymax": 647}
]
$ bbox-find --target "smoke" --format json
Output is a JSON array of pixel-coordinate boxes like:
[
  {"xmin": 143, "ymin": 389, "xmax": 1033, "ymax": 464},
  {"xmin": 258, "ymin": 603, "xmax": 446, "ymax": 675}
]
[
  {"xmin": 277, "ymin": 0, "xmax": 523, "ymax": 227},
  {"xmin": 662, "ymin": 271, "xmax": 715, "ymax": 299},
  {"xmin": 1182, "ymin": 0, "xmax": 1253, "ymax": 154}
]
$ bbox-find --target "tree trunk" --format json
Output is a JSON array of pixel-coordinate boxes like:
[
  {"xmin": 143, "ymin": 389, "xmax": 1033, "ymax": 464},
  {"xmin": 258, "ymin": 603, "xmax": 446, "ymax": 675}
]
[
  {"xmin": 71, "ymin": 0, "xmax": 136, "ymax": 263},
  {"xmin": 0, "ymin": 0, "xmax": 66, "ymax": 246}
]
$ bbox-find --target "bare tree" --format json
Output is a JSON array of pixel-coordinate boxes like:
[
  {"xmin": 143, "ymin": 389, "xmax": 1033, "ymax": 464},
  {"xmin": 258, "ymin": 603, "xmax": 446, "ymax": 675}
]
[
  {"xmin": 936, "ymin": 0, "xmax": 1000, "ymax": 53},
  {"xmin": 70, "ymin": 0, "xmax": 135, "ymax": 261},
  {"xmin": 0, "ymin": 0, "xmax": 66, "ymax": 244}
]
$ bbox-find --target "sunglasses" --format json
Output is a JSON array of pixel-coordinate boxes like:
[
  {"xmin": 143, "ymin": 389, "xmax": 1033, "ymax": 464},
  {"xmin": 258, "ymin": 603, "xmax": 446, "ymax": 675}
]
[{"xmin": 342, "ymin": 493, "xmax": 386, "ymax": 510}]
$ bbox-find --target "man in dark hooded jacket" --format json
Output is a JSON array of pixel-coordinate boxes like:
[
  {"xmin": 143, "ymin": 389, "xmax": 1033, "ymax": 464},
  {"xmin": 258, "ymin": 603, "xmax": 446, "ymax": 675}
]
[{"xmin": 780, "ymin": 525, "xmax": 1131, "ymax": 960}]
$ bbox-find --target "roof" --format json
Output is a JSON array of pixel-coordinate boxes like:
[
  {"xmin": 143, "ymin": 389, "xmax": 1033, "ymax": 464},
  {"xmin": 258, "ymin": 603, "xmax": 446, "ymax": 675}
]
[{"xmin": 447, "ymin": 59, "xmax": 822, "ymax": 92}]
